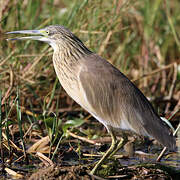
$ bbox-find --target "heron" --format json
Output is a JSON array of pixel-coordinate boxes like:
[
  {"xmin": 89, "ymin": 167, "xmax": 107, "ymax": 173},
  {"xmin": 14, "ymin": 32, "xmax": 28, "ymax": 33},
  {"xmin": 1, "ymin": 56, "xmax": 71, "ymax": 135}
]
[{"xmin": 6, "ymin": 25, "xmax": 176, "ymax": 174}]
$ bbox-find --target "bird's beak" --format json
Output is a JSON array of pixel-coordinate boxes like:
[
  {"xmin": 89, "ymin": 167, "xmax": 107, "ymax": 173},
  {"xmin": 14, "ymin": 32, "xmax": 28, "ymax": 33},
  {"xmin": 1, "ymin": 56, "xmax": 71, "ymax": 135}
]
[{"xmin": 6, "ymin": 29, "xmax": 49, "ymax": 42}]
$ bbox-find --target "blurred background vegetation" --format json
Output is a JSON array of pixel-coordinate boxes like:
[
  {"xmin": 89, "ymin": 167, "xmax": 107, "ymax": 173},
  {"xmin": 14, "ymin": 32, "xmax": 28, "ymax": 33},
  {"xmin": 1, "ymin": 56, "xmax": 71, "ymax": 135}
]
[{"xmin": 0, "ymin": 0, "xmax": 179, "ymax": 178}]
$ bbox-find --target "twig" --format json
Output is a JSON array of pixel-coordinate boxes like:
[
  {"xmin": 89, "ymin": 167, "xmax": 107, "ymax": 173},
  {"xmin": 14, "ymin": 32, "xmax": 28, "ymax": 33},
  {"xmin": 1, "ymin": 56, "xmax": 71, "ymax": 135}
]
[
  {"xmin": 13, "ymin": 155, "xmax": 24, "ymax": 163},
  {"xmin": 165, "ymin": 62, "xmax": 177, "ymax": 113},
  {"xmin": 23, "ymin": 123, "xmax": 35, "ymax": 139},
  {"xmin": 36, "ymin": 152, "xmax": 54, "ymax": 166},
  {"xmin": 161, "ymin": 69, "xmax": 166, "ymax": 93},
  {"xmin": 20, "ymin": 106, "xmax": 38, "ymax": 117},
  {"xmin": 156, "ymin": 147, "xmax": 167, "ymax": 162},
  {"xmin": 0, "ymin": 49, "xmax": 16, "ymax": 66},
  {"xmin": 108, "ymin": 174, "xmax": 129, "ymax": 179},
  {"xmin": 5, "ymin": 167, "xmax": 23, "ymax": 179},
  {"xmin": 173, "ymin": 122, "xmax": 180, "ymax": 137},
  {"xmin": 67, "ymin": 130, "xmax": 101, "ymax": 146},
  {"xmin": 172, "ymin": 98, "xmax": 180, "ymax": 116},
  {"xmin": 83, "ymin": 153, "xmax": 102, "ymax": 157},
  {"xmin": 79, "ymin": 30, "xmax": 103, "ymax": 34},
  {"xmin": 132, "ymin": 62, "xmax": 175, "ymax": 82},
  {"xmin": 2, "ymin": 132, "xmax": 22, "ymax": 152},
  {"xmin": 22, "ymin": 49, "xmax": 49, "ymax": 77},
  {"xmin": 15, "ymin": 52, "xmax": 52, "ymax": 57},
  {"xmin": 88, "ymin": 173, "xmax": 107, "ymax": 180},
  {"xmin": 98, "ymin": 31, "xmax": 112, "ymax": 56},
  {"xmin": 16, "ymin": 74, "xmax": 35, "ymax": 84},
  {"xmin": 151, "ymin": 73, "xmax": 160, "ymax": 93}
]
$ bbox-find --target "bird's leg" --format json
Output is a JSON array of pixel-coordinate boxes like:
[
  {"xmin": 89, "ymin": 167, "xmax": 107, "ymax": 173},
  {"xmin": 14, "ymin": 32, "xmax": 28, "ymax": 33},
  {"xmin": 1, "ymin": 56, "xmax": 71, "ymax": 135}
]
[
  {"xmin": 90, "ymin": 131, "xmax": 117, "ymax": 175},
  {"xmin": 109, "ymin": 133, "xmax": 127, "ymax": 158},
  {"xmin": 109, "ymin": 137, "xmax": 124, "ymax": 158}
]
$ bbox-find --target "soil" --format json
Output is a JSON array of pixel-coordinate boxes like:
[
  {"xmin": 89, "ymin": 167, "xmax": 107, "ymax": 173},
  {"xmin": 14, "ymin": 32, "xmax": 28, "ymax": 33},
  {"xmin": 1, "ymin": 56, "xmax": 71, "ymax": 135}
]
[{"xmin": 27, "ymin": 163, "xmax": 179, "ymax": 180}]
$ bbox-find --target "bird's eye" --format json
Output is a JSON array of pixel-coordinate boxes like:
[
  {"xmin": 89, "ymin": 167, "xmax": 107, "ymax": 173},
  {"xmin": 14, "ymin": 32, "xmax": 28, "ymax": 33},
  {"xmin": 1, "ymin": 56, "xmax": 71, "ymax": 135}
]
[{"xmin": 46, "ymin": 30, "xmax": 49, "ymax": 35}]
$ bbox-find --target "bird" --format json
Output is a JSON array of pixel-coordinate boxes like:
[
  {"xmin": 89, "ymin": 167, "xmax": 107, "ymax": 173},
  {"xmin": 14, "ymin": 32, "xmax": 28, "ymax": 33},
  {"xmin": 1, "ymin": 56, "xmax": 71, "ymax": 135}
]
[{"xmin": 6, "ymin": 25, "xmax": 176, "ymax": 174}]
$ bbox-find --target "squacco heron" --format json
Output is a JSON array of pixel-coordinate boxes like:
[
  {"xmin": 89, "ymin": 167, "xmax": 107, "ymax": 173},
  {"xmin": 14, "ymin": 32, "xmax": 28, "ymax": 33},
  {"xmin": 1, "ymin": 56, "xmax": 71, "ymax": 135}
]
[{"xmin": 6, "ymin": 25, "xmax": 176, "ymax": 174}]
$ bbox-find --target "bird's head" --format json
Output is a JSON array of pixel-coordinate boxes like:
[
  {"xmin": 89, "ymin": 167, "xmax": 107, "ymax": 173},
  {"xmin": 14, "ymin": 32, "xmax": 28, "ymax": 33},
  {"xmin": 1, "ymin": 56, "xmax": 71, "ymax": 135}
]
[{"xmin": 6, "ymin": 25, "xmax": 90, "ymax": 53}]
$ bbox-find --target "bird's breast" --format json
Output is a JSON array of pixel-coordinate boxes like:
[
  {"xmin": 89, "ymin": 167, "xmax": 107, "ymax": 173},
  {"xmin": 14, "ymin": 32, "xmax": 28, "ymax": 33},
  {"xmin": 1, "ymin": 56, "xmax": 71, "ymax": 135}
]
[{"xmin": 52, "ymin": 56, "xmax": 92, "ymax": 112}]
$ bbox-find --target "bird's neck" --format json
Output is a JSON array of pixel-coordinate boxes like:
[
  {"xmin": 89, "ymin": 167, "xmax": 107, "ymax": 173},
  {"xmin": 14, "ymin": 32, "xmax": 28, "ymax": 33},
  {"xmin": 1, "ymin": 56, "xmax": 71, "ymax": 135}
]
[{"xmin": 55, "ymin": 40, "xmax": 92, "ymax": 62}]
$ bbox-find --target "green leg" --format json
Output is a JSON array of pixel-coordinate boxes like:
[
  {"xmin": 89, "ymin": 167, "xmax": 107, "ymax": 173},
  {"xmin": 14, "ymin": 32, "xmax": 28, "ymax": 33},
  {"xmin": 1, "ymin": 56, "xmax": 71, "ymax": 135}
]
[
  {"xmin": 109, "ymin": 132, "xmax": 128, "ymax": 158},
  {"xmin": 109, "ymin": 137, "xmax": 124, "ymax": 158},
  {"xmin": 90, "ymin": 131, "xmax": 118, "ymax": 175}
]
